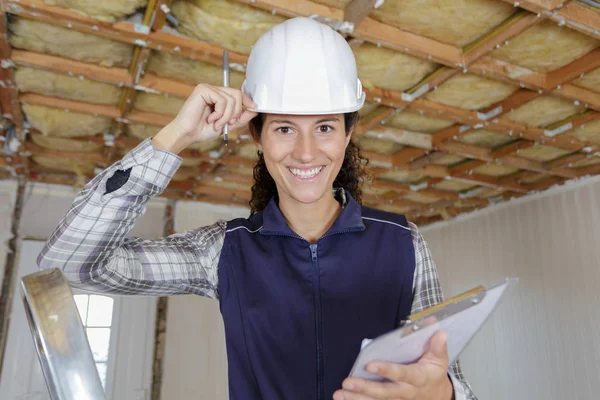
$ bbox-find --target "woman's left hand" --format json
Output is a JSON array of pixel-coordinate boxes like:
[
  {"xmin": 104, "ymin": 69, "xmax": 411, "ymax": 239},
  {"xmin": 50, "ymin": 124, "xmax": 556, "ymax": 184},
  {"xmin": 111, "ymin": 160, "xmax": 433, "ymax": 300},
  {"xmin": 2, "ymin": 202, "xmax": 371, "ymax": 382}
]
[{"xmin": 333, "ymin": 331, "xmax": 454, "ymax": 400}]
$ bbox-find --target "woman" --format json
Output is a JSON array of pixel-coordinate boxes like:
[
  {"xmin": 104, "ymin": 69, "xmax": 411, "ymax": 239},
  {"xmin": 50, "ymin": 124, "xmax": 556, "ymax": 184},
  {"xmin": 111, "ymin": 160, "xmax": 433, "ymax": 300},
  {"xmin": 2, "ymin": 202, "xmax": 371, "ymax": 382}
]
[{"xmin": 39, "ymin": 17, "xmax": 476, "ymax": 400}]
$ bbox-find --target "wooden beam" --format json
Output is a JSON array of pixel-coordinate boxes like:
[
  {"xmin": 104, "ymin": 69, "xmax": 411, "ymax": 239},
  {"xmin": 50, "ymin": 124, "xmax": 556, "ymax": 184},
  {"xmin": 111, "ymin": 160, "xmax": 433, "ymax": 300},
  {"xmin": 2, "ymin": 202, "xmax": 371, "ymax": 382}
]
[
  {"xmin": 576, "ymin": 162, "xmax": 600, "ymax": 177},
  {"xmin": 11, "ymin": 50, "xmax": 132, "ymax": 86},
  {"xmin": 490, "ymin": 140, "xmax": 534, "ymax": 159},
  {"xmin": 449, "ymin": 159, "xmax": 487, "ymax": 175},
  {"xmin": 403, "ymin": 67, "xmax": 459, "ymax": 100},
  {"xmin": 462, "ymin": 11, "xmax": 543, "ymax": 66},
  {"xmin": 391, "ymin": 148, "xmax": 429, "ymax": 164},
  {"xmin": 545, "ymin": 48, "xmax": 600, "ymax": 88},
  {"xmin": 356, "ymin": 107, "xmax": 395, "ymax": 135},
  {"xmin": 24, "ymin": 142, "xmax": 105, "ymax": 163},
  {"xmin": 548, "ymin": 1, "xmax": 600, "ymax": 40},
  {"xmin": 344, "ymin": 0, "xmax": 378, "ymax": 26},
  {"xmin": 138, "ymin": 74, "xmax": 195, "ymax": 98},
  {"xmin": 0, "ymin": 12, "xmax": 23, "ymax": 132},
  {"xmin": 553, "ymin": 84, "xmax": 600, "ymax": 111},
  {"xmin": 151, "ymin": 0, "xmax": 171, "ymax": 31},
  {"xmin": 353, "ymin": 18, "xmax": 463, "ymax": 66},
  {"xmin": 19, "ymin": 93, "xmax": 121, "ymax": 118},
  {"xmin": 469, "ymin": 57, "xmax": 547, "ymax": 90},
  {"xmin": 126, "ymin": 110, "xmax": 172, "ymax": 126}
]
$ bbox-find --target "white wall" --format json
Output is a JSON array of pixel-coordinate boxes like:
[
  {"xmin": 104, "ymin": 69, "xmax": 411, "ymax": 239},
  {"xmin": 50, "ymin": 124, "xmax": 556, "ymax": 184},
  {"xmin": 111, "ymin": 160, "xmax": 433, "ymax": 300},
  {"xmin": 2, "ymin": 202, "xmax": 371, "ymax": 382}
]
[
  {"xmin": 161, "ymin": 201, "xmax": 249, "ymax": 400},
  {"xmin": 421, "ymin": 175, "xmax": 600, "ymax": 400},
  {"xmin": 0, "ymin": 182, "xmax": 166, "ymax": 400}
]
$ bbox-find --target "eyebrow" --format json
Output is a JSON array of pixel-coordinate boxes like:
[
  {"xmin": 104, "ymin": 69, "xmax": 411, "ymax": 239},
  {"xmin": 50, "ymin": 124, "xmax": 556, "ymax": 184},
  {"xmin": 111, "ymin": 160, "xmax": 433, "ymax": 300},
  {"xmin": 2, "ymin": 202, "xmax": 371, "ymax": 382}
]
[{"xmin": 269, "ymin": 117, "xmax": 340, "ymax": 126}]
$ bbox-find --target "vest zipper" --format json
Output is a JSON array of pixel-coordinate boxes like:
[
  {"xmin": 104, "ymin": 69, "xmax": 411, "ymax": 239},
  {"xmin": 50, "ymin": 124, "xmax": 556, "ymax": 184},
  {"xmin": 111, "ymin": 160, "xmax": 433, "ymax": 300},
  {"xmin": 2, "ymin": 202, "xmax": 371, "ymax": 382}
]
[{"xmin": 309, "ymin": 243, "xmax": 325, "ymax": 400}]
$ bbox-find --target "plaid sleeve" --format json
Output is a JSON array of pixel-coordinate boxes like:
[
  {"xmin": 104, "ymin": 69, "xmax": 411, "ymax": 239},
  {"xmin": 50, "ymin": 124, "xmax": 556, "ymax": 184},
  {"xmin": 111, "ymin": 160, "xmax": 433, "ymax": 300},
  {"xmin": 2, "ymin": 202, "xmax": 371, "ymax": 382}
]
[
  {"xmin": 37, "ymin": 138, "xmax": 226, "ymax": 298},
  {"xmin": 409, "ymin": 222, "xmax": 478, "ymax": 400}
]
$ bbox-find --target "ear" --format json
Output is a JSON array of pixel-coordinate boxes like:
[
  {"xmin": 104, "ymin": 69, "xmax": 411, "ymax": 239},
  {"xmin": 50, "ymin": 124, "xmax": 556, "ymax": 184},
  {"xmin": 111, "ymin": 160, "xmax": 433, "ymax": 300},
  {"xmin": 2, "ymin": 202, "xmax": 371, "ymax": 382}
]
[
  {"xmin": 345, "ymin": 126, "xmax": 354, "ymax": 148},
  {"xmin": 249, "ymin": 123, "xmax": 263, "ymax": 151}
]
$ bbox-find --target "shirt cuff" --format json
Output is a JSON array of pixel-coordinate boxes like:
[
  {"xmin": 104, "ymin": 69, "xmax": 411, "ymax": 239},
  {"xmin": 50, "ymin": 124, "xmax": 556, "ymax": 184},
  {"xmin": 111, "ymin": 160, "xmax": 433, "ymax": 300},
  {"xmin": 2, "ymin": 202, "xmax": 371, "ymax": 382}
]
[
  {"xmin": 449, "ymin": 371, "xmax": 469, "ymax": 400},
  {"xmin": 100, "ymin": 138, "xmax": 182, "ymax": 201}
]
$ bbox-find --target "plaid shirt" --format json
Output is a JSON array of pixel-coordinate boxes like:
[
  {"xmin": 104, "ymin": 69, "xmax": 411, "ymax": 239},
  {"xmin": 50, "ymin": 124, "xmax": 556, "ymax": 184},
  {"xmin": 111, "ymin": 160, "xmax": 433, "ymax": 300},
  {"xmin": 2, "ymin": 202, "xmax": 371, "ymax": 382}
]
[{"xmin": 38, "ymin": 138, "xmax": 477, "ymax": 400}]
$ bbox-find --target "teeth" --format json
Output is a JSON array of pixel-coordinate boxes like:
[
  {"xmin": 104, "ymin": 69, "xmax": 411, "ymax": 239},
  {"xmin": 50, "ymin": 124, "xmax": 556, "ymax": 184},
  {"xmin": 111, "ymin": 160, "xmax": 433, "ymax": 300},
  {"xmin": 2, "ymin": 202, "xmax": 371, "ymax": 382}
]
[{"xmin": 290, "ymin": 166, "xmax": 323, "ymax": 178}]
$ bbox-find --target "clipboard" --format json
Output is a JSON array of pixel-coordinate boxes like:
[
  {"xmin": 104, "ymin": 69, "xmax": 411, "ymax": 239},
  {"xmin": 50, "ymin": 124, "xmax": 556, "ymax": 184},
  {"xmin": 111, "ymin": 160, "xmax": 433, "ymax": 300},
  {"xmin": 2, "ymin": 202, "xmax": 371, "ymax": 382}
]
[{"xmin": 349, "ymin": 278, "xmax": 518, "ymax": 381}]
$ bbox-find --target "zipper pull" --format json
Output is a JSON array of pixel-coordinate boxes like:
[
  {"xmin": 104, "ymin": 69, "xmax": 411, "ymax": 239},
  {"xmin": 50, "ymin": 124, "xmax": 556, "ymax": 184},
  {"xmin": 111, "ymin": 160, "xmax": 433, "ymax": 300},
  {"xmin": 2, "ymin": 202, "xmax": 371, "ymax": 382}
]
[{"xmin": 310, "ymin": 244, "xmax": 318, "ymax": 261}]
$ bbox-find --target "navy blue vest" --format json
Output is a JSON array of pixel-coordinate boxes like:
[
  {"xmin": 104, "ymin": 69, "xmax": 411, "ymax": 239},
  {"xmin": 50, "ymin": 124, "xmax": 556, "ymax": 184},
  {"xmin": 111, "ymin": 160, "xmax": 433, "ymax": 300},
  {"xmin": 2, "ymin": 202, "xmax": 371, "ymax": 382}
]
[{"xmin": 218, "ymin": 191, "xmax": 416, "ymax": 400}]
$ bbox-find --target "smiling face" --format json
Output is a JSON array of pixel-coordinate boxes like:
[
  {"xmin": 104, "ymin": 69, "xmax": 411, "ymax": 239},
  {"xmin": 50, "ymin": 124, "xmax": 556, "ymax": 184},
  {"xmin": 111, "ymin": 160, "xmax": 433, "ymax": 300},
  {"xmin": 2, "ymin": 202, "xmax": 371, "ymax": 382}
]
[{"xmin": 254, "ymin": 113, "xmax": 352, "ymax": 207}]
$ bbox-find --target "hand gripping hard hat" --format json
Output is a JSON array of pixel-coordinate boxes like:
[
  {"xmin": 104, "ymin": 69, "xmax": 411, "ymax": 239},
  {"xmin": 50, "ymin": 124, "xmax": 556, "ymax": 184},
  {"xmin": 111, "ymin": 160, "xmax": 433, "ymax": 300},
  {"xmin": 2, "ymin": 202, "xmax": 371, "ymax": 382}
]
[{"xmin": 242, "ymin": 17, "xmax": 366, "ymax": 115}]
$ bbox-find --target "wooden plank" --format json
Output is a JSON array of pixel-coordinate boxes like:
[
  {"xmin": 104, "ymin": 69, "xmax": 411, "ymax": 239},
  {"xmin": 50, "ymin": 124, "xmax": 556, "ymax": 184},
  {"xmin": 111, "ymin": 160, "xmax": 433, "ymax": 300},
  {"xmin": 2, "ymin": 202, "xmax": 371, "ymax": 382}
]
[
  {"xmin": 490, "ymin": 140, "xmax": 534, "ymax": 159},
  {"xmin": 356, "ymin": 106, "xmax": 395, "ymax": 135},
  {"xmin": 127, "ymin": 109, "xmax": 172, "ymax": 127},
  {"xmin": 469, "ymin": 57, "xmax": 547, "ymax": 90},
  {"xmin": 233, "ymin": 0, "xmax": 343, "ymax": 20},
  {"xmin": 404, "ymin": 67, "xmax": 459, "ymax": 99},
  {"xmin": 462, "ymin": 11, "xmax": 543, "ymax": 66},
  {"xmin": 545, "ymin": 48, "xmax": 600, "ymax": 88},
  {"xmin": 431, "ymin": 125, "xmax": 464, "ymax": 146},
  {"xmin": 138, "ymin": 74, "xmax": 195, "ymax": 98},
  {"xmin": 0, "ymin": 12, "xmax": 23, "ymax": 132},
  {"xmin": 19, "ymin": 93, "xmax": 121, "ymax": 118},
  {"xmin": 553, "ymin": 84, "xmax": 600, "ymax": 112},
  {"xmin": 151, "ymin": 0, "xmax": 171, "ymax": 31},
  {"xmin": 391, "ymin": 147, "xmax": 429, "ymax": 164},
  {"xmin": 344, "ymin": 0, "xmax": 378, "ymax": 26},
  {"xmin": 24, "ymin": 142, "xmax": 105, "ymax": 163},
  {"xmin": 479, "ymin": 89, "xmax": 541, "ymax": 117},
  {"xmin": 11, "ymin": 50, "xmax": 132, "ymax": 86},
  {"xmin": 576, "ymin": 162, "xmax": 600, "ymax": 177},
  {"xmin": 544, "ymin": 152, "xmax": 588, "ymax": 169},
  {"xmin": 449, "ymin": 159, "xmax": 487, "ymax": 175},
  {"xmin": 550, "ymin": 1, "xmax": 600, "ymax": 40},
  {"xmin": 354, "ymin": 18, "xmax": 463, "ymax": 66}
]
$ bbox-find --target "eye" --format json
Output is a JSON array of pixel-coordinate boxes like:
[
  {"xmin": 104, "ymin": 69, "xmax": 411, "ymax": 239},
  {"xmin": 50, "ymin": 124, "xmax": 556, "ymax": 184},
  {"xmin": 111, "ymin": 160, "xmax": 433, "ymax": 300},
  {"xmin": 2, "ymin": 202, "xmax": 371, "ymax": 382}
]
[
  {"xmin": 276, "ymin": 126, "xmax": 292, "ymax": 135},
  {"xmin": 318, "ymin": 125, "xmax": 333, "ymax": 133}
]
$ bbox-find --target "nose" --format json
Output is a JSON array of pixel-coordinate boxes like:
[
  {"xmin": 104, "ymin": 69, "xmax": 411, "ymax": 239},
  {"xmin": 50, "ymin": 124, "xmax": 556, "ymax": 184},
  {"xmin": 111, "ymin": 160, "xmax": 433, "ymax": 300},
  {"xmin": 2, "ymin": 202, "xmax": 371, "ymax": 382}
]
[{"xmin": 292, "ymin": 132, "xmax": 317, "ymax": 163}]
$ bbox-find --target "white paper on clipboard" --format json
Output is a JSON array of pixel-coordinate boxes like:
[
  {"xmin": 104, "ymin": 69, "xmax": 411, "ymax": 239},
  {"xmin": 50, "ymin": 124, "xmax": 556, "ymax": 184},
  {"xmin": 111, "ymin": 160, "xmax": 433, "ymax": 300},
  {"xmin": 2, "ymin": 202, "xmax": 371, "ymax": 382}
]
[{"xmin": 349, "ymin": 278, "xmax": 518, "ymax": 381}]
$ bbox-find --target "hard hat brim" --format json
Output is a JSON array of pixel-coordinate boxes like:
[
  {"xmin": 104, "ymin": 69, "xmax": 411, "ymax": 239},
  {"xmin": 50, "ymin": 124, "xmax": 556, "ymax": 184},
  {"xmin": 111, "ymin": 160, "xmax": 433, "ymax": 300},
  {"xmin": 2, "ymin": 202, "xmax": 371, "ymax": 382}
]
[{"xmin": 246, "ymin": 93, "xmax": 366, "ymax": 115}]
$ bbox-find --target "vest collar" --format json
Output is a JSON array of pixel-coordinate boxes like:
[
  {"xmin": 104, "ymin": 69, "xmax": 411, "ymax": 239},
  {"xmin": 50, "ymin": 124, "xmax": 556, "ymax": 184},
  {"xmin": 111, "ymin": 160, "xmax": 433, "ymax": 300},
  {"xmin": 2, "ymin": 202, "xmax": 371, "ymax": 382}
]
[{"xmin": 260, "ymin": 188, "xmax": 365, "ymax": 238}]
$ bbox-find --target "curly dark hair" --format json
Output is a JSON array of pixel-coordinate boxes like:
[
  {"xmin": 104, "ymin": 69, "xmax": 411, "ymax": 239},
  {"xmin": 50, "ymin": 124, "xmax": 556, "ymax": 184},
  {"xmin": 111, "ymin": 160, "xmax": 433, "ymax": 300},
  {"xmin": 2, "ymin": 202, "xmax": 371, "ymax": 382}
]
[{"xmin": 248, "ymin": 112, "xmax": 369, "ymax": 215}]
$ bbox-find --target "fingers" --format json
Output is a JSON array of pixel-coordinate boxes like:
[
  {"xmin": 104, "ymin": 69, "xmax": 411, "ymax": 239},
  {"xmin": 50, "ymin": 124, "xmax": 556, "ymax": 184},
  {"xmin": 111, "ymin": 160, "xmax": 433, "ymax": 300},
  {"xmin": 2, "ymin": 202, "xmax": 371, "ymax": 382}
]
[
  {"xmin": 196, "ymin": 85, "xmax": 256, "ymax": 131},
  {"xmin": 334, "ymin": 378, "xmax": 417, "ymax": 400},
  {"xmin": 365, "ymin": 362, "xmax": 427, "ymax": 387},
  {"xmin": 419, "ymin": 331, "xmax": 449, "ymax": 368}
]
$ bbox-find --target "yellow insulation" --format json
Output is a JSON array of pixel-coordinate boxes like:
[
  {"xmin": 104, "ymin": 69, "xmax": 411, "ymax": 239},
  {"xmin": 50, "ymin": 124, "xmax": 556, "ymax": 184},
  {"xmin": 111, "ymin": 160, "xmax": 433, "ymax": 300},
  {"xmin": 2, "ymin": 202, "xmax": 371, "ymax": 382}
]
[
  {"xmin": 377, "ymin": 169, "xmax": 424, "ymax": 184},
  {"xmin": 23, "ymin": 104, "xmax": 113, "ymax": 137},
  {"xmin": 235, "ymin": 142, "xmax": 259, "ymax": 160},
  {"xmin": 425, "ymin": 74, "xmax": 518, "ymax": 110},
  {"xmin": 9, "ymin": 19, "xmax": 133, "ymax": 67},
  {"xmin": 355, "ymin": 43, "xmax": 437, "ymax": 92},
  {"xmin": 433, "ymin": 179, "xmax": 478, "ymax": 192},
  {"xmin": 472, "ymin": 164, "xmax": 519, "ymax": 177},
  {"xmin": 15, "ymin": 67, "xmax": 121, "ymax": 105},
  {"xmin": 127, "ymin": 122, "xmax": 222, "ymax": 152},
  {"xmin": 387, "ymin": 110, "xmax": 454, "ymax": 133},
  {"xmin": 516, "ymin": 144, "xmax": 571, "ymax": 162},
  {"xmin": 457, "ymin": 129, "xmax": 514, "ymax": 148},
  {"xmin": 573, "ymin": 67, "xmax": 600, "ymax": 92},
  {"xmin": 30, "ymin": 133, "xmax": 103, "ymax": 152},
  {"xmin": 571, "ymin": 156, "xmax": 600, "ymax": 168},
  {"xmin": 357, "ymin": 137, "xmax": 404, "ymax": 155},
  {"xmin": 567, "ymin": 120, "xmax": 600, "ymax": 145},
  {"xmin": 171, "ymin": 0, "xmax": 286, "ymax": 54},
  {"xmin": 44, "ymin": 0, "xmax": 148, "ymax": 22},
  {"xmin": 492, "ymin": 21, "xmax": 599, "ymax": 72},
  {"xmin": 431, "ymin": 153, "xmax": 467, "ymax": 165},
  {"xmin": 147, "ymin": 51, "xmax": 245, "ymax": 88},
  {"xmin": 403, "ymin": 191, "xmax": 440, "ymax": 204},
  {"xmin": 134, "ymin": 92, "xmax": 186, "ymax": 115},
  {"xmin": 501, "ymin": 96, "xmax": 583, "ymax": 128},
  {"xmin": 370, "ymin": 0, "xmax": 515, "ymax": 47}
]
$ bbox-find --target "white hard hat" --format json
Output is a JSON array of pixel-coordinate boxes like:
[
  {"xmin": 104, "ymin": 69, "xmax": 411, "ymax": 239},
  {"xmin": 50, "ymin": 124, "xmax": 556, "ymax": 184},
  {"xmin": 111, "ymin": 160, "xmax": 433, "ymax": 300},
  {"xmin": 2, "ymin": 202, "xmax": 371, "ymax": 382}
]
[{"xmin": 242, "ymin": 17, "xmax": 366, "ymax": 115}]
